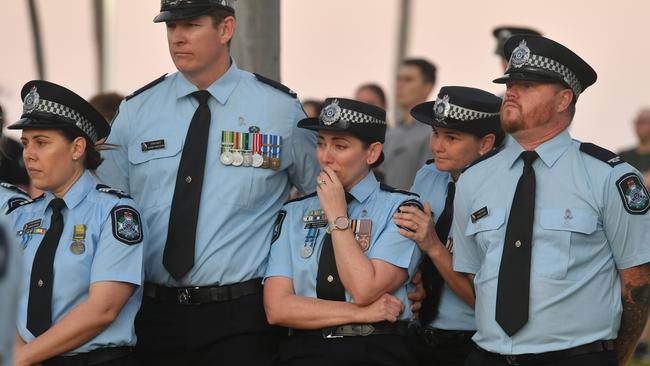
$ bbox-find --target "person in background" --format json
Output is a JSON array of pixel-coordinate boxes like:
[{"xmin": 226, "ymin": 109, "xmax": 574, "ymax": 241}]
[
  {"xmin": 355, "ymin": 83, "xmax": 387, "ymax": 110},
  {"xmin": 0, "ymin": 104, "xmax": 30, "ymax": 192},
  {"xmin": 395, "ymin": 86, "xmax": 505, "ymax": 366},
  {"xmin": 89, "ymin": 92, "xmax": 124, "ymax": 123},
  {"xmin": 303, "ymin": 99, "xmax": 324, "ymax": 119},
  {"xmin": 381, "ymin": 58, "xmax": 436, "ymax": 190},
  {"xmin": 620, "ymin": 108, "xmax": 650, "ymax": 175},
  {"xmin": 9, "ymin": 80, "xmax": 144, "ymax": 366}
]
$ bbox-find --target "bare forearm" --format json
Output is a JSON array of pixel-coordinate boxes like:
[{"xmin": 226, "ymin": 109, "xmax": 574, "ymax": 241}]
[
  {"xmin": 427, "ymin": 245, "xmax": 475, "ymax": 307},
  {"xmin": 616, "ymin": 264, "xmax": 650, "ymax": 366},
  {"xmin": 266, "ymin": 293, "xmax": 363, "ymax": 329}
]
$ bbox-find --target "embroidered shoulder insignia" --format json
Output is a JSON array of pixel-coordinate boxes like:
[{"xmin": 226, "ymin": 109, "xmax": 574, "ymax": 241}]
[
  {"xmin": 379, "ymin": 183, "xmax": 420, "ymax": 197},
  {"xmin": 111, "ymin": 205, "xmax": 143, "ymax": 245},
  {"xmin": 96, "ymin": 184, "xmax": 132, "ymax": 199},
  {"xmin": 6, "ymin": 194, "xmax": 44, "ymax": 214},
  {"xmin": 462, "ymin": 146, "xmax": 503, "ymax": 173},
  {"xmin": 125, "ymin": 74, "xmax": 168, "ymax": 101},
  {"xmin": 616, "ymin": 173, "xmax": 650, "ymax": 215},
  {"xmin": 254, "ymin": 73, "xmax": 297, "ymax": 98},
  {"xmin": 0, "ymin": 182, "xmax": 29, "ymax": 197},
  {"xmin": 425, "ymin": 159, "xmax": 435, "ymax": 165},
  {"xmin": 579, "ymin": 142, "xmax": 624, "ymax": 167},
  {"xmin": 271, "ymin": 210, "xmax": 287, "ymax": 245}
]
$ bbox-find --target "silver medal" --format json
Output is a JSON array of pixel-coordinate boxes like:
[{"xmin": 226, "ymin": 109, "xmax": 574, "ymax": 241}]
[
  {"xmin": 220, "ymin": 151, "xmax": 234, "ymax": 165},
  {"xmin": 252, "ymin": 153, "xmax": 263, "ymax": 168},
  {"xmin": 232, "ymin": 152, "xmax": 244, "ymax": 166},
  {"xmin": 70, "ymin": 241, "xmax": 86, "ymax": 255},
  {"xmin": 301, "ymin": 245, "xmax": 313, "ymax": 258}
]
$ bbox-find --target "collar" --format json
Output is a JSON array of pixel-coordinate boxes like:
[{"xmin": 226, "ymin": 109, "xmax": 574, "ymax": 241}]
[
  {"xmin": 504, "ymin": 129, "xmax": 572, "ymax": 169},
  {"xmin": 42, "ymin": 170, "xmax": 95, "ymax": 215},
  {"xmin": 348, "ymin": 171, "xmax": 379, "ymax": 204},
  {"xmin": 174, "ymin": 58, "xmax": 243, "ymax": 105}
]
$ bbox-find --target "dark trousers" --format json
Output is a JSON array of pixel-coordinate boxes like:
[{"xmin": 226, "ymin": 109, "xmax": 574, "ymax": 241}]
[
  {"xmin": 135, "ymin": 292, "xmax": 285, "ymax": 366},
  {"xmin": 464, "ymin": 348, "xmax": 617, "ymax": 366},
  {"xmin": 43, "ymin": 352, "xmax": 139, "ymax": 366},
  {"xmin": 278, "ymin": 334, "xmax": 415, "ymax": 366},
  {"xmin": 410, "ymin": 329, "xmax": 475, "ymax": 366}
]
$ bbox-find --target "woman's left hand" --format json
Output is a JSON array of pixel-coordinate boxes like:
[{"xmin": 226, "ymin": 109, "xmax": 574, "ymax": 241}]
[
  {"xmin": 316, "ymin": 166, "xmax": 348, "ymax": 220},
  {"xmin": 393, "ymin": 201, "xmax": 440, "ymax": 254}
]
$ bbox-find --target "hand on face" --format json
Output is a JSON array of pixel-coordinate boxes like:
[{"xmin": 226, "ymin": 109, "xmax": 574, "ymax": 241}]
[{"xmin": 316, "ymin": 166, "xmax": 348, "ymax": 220}]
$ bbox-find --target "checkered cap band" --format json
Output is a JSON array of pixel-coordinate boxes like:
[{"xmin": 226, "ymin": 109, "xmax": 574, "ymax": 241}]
[
  {"xmin": 338, "ymin": 107, "xmax": 385, "ymax": 125},
  {"xmin": 446, "ymin": 103, "xmax": 499, "ymax": 122},
  {"xmin": 513, "ymin": 54, "xmax": 582, "ymax": 96},
  {"xmin": 33, "ymin": 99, "xmax": 98, "ymax": 142},
  {"xmin": 162, "ymin": 0, "xmax": 234, "ymax": 9}
]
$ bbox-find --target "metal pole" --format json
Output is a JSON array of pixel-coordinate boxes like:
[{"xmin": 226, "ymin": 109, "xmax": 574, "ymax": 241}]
[
  {"xmin": 392, "ymin": 0, "xmax": 411, "ymax": 124},
  {"xmin": 27, "ymin": 0, "xmax": 45, "ymax": 79}
]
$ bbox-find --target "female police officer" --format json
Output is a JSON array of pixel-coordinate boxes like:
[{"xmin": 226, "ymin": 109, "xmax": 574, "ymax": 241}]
[
  {"xmin": 264, "ymin": 98, "xmax": 422, "ymax": 365},
  {"xmin": 8, "ymin": 80, "xmax": 144, "ymax": 366},
  {"xmin": 394, "ymin": 86, "xmax": 504, "ymax": 366}
]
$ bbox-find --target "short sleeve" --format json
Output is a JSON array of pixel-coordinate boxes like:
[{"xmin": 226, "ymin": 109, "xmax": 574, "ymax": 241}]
[
  {"xmin": 367, "ymin": 199, "xmax": 419, "ymax": 272},
  {"xmin": 288, "ymin": 100, "xmax": 319, "ymax": 195},
  {"xmin": 265, "ymin": 208, "xmax": 294, "ymax": 279},
  {"xmin": 452, "ymin": 178, "xmax": 481, "ymax": 274},
  {"xmin": 96, "ymin": 101, "xmax": 130, "ymax": 193}
]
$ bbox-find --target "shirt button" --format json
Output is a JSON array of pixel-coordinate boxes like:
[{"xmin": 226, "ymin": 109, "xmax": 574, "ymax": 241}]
[
  {"xmin": 37, "ymin": 279, "xmax": 44, "ymax": 287},
  {"xmin": 515, "ymin": 240, "xmax": 522, "ymax": 248},
  {"xmin": 327, "ymin": 275, "xmax": 334, "ymax": 283},
  {"xmin": 185, "ymin": 176, "xmax": 192, "ymax": 183}
]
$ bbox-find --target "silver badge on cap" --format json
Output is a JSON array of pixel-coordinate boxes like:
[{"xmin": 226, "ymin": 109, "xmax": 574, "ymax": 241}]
[
  {"xmin": 320, "ymin": 99, "xmax": 342, "ymax": 126},
  {"xmin": 433, "ymin": 95, "xmax": 451, "ymax": 123},
  {"xmin": 510, "ymin": 40, "xmax": 531, "ymax": 68},
  {"xmin": 23, "ymin": 86, "xmax": 40, "ymax": 114}
]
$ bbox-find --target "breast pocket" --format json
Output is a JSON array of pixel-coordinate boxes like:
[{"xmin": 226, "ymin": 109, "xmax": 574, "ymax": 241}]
[
  {"xmin": 464, "ymin": 208, "xmax": 506, "ymax": 279},
  {"xmin": 127, "ymin": 137, "xmax": 183, "ymax": 209},
  {"xmin": 536, "ymin": 208, "xmax": 597, "ymax": 279}
]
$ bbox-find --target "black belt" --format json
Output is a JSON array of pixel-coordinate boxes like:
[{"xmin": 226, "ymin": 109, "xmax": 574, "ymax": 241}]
[
  {"xmin": 419, "ymin": 327, "xmax": 475, "ymax": 347},
  {"xmin": 43, "ymin": 346, "xmax": 133, "ymax": 366},
  {"xmin": 289, "ymin": 321, "xmax": 410, "ymax": 338},
  {"xmin": 477, "ymin": 340, "xmax": 615, "ymax": 365},
  {"xmin": 143, "ymin": 278, "xmax": 262, "ymax": 305}
]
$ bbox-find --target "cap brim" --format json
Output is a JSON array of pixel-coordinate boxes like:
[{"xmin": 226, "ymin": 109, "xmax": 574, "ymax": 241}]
[
  {"xmin": 8, "ymin": 117, "xmax": 68, "ymax": 131},
  {"xmin": 493, "ymin": 71, "xmax": 565, "ymax": 85},
  {"xmin": 297, "ymin": 117, "xmax": 348, "ymax": 133},
  {"xmin": 153, "ymin": 7, "xmax": 224, "ymax": 23}
]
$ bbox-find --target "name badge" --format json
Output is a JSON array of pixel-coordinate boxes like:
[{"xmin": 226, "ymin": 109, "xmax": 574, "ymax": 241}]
[
  {"xmin": 471, "ymin": 206, "xmax": 489, "ymax": 223},
  {"xmin": 141, "ymin": 139, "xmax": 166, "ymax": 152}
]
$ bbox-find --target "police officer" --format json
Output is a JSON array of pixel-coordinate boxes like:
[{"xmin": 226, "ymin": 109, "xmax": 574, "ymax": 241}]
[
  {"xmin": 96, "ymin": 1, "xmax": 318, "ymax": 364},
  {"xmin": 8, "ymin": 80, "xmax": 144, "ymax": 365},
  {"xmin": 453, "ymin": 35, "xmax": 650, "ymax": 366},
  {"xmin": 264, "ymin": 98, "xmax": 421, "ymax": 365},
  {"xmin": 394, "ymin": 86, "xmax": 504, "ymax": 365}
]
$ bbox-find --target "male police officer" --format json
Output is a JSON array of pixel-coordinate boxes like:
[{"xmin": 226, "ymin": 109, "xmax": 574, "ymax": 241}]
[
  {"xmin": 97, "ymin": 1, "xmax": 318, "ymax": 365},
  {"xmin": 453, "ymin": 35, "xmax": 650, "ymax": 366}
]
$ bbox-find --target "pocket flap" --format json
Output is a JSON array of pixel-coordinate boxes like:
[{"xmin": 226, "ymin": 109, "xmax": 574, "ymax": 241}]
[
  {"xmin": 539, "ymin": 208, "xmax": 597, "ymax": 234},
  {"xmin": 127, "ymin": 137, "xmax": 183, "ymax": 164},
  {"xmin": 465, "ymin": 207, "xmax": 506, "ymax": 236}
]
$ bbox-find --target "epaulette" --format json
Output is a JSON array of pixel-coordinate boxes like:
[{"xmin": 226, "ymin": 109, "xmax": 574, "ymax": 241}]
[
  {"xmin": 0, "ymin": 182, "xmax": 29, "ymax": 197},
  {"xmin": 284, "ymin": 191, "xmax": 317, "ymax": 205},
  {"xmin": 579, "ymin": 142, "xmax": 625, "ymax": 167},
  {"xmin": 253, "ymin": 73, "xmax": 297, "ymax": 98},
  {"xmin": 425, "ymin": 159, "xmax": 435, "ymax": 165},
  {"xmin": 462, "ymin": 145, "xmax": 503, "ymax": 173},
  {"xmin": 6, "ymin": 194, "xmax": 44, "ymax": 214},
  {"xmin": 379, "ymin": 183, "xmax": 420, "ymax": 197},
  {"xmin": 125, "ymin": 74, "xmax": 168, "ymax": 101},
  {"xmin": 96, "ymin": 184, "xmax": 132, "ymax": 199}
]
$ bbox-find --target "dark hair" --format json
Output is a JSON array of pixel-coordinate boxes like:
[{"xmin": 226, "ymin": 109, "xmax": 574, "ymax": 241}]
[
  {"xmin": 89, "ymin": 92, "xmax": 124, "ymax": 123},
  {"xmin": 60, "ymin": 127, "xmax": 103, "ymax": 170},
  {"xmin": 356, "ymin": 83, "xmax": 387, "ymax": 109},
  {"xmin": 402, "ymin": 58, "xmax": 437, "ymax": 85},
  {"xmin": 207, "ymin": 8, "xmax": 235, "ymax": 47},
  {"xmin": 302, "ymin": 100, "xmax": 324, "ymax": 117}
]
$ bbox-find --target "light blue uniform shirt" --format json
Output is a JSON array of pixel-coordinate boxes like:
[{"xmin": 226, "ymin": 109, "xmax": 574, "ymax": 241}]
[
  {"xmin": 266, "ymin": 172, "xmax": 421, "ymax": 322},
  {"xmin": 97, "ymin": 60, "xmax": 318, "ymax": 287},
  {"xmin": 10, "ymin": 171, "xmax": 144, "ymax": 355},
  {"xmin": 453, "ymin": 130, "xmax": 650, "ymax": 354},
  {"xmin": 411, "ymin": 163, "xmax": 475, "ymax": 331},
  {"xmin": 0, "ymin": 213, "xmax": 22, "ymax": 364}
]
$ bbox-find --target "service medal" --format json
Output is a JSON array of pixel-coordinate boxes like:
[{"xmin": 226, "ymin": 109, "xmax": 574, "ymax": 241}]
[
  {"xmin": 70, "ymin": 241, "xmax": 86, "ymax": 255},
  {"xmin": 252, "ymin": 153, "xmax": 264, "ymax": 168},
  {"xmin": 301, "ymin": 245, "xmax": 313, "ymax": 259},
  {"xmin": 220, "ymin": 151, "xmax": 234, "ymax": 165},
  {"xmin": 232, "ymin": 152, "xmax": 244, "ymax": 166},
  {"xmin": 242, "ymin": 152, "xmax": 253, "ymax": 167}
]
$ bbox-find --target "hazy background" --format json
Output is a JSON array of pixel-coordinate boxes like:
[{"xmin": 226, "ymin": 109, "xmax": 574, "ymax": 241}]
[{"xmin": 2, "ymin": 0, "xmax": 649, "ymax": 152}]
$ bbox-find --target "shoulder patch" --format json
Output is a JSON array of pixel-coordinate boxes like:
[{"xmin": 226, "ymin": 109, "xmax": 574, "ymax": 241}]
[
  {"xmin": 0, "ymin": 182, "xmax": 29, "ymax": 197},
  {"xmin": 111, "ymin": 205, "xmax": 143, "ymax": 245},
  {"xmin": 284, "ymin": 191, "xmax": 317, "ymax": 205},
  {"xmin": 271, "ymin": 210, "xmax": 287, "ymax": 245},
  {"xmin": 462, "ymin": 146, "xmax": 503, "ymax": 173},
  {"xmin": 125, "ymin": 74, "xmax": 168, "ymax": 101},
  {"xmin": 616, "ymin": 173, "xmax": 650, "ymax": 215},
  {"xmin": 379, "ymin": 183, "xmax": 420, "ymax": 198},
  {"xmin": 96, "ymin": 184, "xmax": 132, "ymax": 199},
  {"xmin": 425, "ymin": 159, "xmax": 435, "ymax": 165},
  {"xmin": 253, "ymin": 73, "xmax": 297, "ymax": 98},
  {"xmin": 6, "ymin": 195, "xmax": 44, "ymax": 214},
  {"xmin": 579, "ymin": 142, "xmax": 624, "ymax": 167},
  {"xmin": 396, "ymin": 199, "xmax": 423, "ymax": 233}
]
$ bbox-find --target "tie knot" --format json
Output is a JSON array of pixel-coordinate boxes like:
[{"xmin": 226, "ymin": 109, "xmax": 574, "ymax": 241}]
[
  {"xmin": 520, "ymin": 151, "xmax": 539, "ymax": 168},
  {"xmin": 191, "ymin": 90, "xmax": 211, "ymax": 105},
  {"xmin": 49, "ymin": 198, "xmax": 66, "ymax": 213}
]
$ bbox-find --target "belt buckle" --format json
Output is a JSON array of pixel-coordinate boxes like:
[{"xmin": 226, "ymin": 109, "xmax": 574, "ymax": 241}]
[
  {"xmin": 177, "ymin": 287, "xmax": 199, "ymax": 305},
  {"xmin": 505, "ymin": 355, "xmax": 519, "ymax": 365},
  {"xmin": 322, "ymin": 328, "xmax": 343, "ymax": 339}
]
